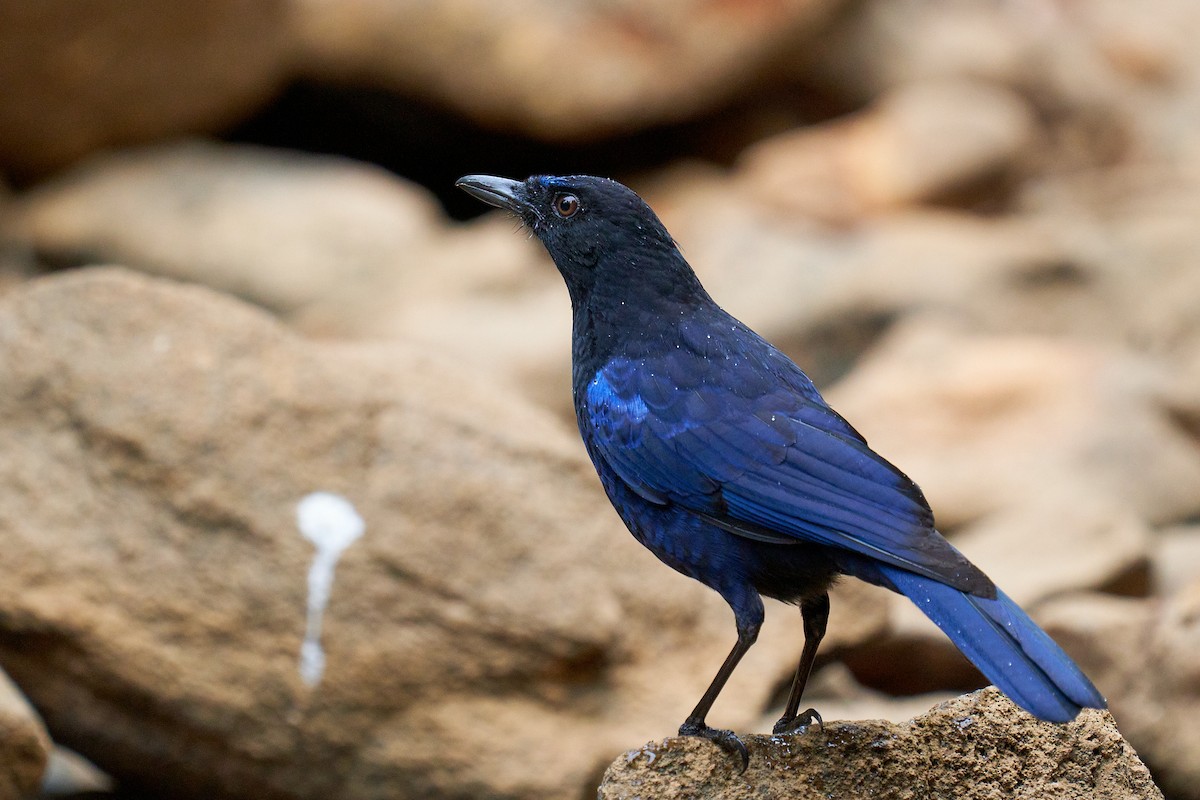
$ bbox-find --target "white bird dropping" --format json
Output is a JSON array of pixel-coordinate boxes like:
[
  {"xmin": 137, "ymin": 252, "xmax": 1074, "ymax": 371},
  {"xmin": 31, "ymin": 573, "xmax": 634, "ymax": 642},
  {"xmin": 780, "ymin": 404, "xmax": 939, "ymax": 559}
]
[{"xmin": 296, "ymin": 491, "xmax": 364, "ymax": 687}]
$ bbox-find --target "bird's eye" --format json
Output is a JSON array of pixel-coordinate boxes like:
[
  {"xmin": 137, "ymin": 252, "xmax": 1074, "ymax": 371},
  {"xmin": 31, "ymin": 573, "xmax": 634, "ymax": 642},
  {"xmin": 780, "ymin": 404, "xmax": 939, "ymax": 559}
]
[{"xmin": 553, "ymin": 193, "xmax": 580, "ymax": 218}]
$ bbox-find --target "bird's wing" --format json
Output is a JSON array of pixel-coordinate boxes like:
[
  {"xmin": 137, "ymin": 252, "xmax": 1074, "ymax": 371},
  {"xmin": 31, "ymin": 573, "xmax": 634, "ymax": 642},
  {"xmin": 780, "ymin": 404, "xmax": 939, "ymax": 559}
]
[{"xmin": 586, "ymin": 352, "xmax": 989, "ymax": 593}]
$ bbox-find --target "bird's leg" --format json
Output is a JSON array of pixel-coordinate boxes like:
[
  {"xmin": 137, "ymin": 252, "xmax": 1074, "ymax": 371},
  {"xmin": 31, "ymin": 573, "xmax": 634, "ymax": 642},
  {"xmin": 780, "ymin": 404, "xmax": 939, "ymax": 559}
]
[
  {"xmin": 773, "ymin": 592, "xmax": 830, "ymax": 735},
  {"xmin": 678, "ymin": 622, "xmax": 758, "ymax": 772}
]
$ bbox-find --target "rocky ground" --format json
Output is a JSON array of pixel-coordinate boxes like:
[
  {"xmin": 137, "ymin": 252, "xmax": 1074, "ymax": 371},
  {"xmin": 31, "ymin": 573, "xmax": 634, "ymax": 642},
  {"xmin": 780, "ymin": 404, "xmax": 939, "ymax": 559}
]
[{"xmin": 2, "ymin": 1, "xmax": 1199, "ymax": 799}]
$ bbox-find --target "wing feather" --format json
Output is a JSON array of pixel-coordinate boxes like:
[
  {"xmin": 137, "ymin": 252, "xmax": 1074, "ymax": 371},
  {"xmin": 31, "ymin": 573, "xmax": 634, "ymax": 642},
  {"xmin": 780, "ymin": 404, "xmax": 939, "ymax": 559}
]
[{"xmin": 584, "ymin": 349, "xmax": 991, "ymax": 594}]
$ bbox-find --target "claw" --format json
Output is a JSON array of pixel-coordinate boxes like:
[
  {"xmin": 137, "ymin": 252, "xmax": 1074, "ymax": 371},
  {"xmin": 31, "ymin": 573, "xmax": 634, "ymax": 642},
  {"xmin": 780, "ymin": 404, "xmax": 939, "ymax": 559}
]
[
  {"xmin": 678, "ymin": 720, "xmax": 750, "ymax": 772},
  {"xmin": 772, "ymin": 707, "xmax": 824, "ymax": 735}
]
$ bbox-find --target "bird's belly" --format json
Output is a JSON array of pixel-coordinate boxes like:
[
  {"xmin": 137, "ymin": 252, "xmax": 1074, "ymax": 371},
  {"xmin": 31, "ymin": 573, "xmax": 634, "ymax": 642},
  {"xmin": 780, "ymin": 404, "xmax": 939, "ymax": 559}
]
[{"xmin": 595, "ymin": 459, "xmax": 838, "ymax": 604}]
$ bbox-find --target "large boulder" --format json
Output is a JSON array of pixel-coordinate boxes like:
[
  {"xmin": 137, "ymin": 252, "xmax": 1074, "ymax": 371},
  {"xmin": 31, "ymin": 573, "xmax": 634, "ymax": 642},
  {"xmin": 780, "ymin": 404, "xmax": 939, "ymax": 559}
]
[
  {"xmin": 0, "ymin": 2, "xmax": 293, "ymax": 179},
  {"xmin": 0, "ymin": 268, "xmax": 884, "ymax": 800},
  {"xmin": 737, "ymin": 79, "xmax": 1037, "ymax": 222},
  {"xmin": 4, "ymin": 142, "xmax": 444, "ymax": 315},
  {"xmin": 1, "ymin": 141, "xmax": 570, "ymax": 405},
  {"xmin": 796, "ymin": 0, "xmax": 1200, "ymax": 170},
  {"xmin": 598, "ymin": 688, "xmax": 1162, "ymax": 800},
  {"xmin": 290, "ymin": 0, "xmax": 844, "ymax": 140}
]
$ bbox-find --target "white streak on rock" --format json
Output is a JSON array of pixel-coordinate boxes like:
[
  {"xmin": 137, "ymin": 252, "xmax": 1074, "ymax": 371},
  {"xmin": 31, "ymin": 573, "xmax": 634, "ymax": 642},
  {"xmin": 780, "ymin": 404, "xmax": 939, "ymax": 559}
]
[{"xmin": 296, "ymin": 491, "xmax": 364, "ymax": 687}]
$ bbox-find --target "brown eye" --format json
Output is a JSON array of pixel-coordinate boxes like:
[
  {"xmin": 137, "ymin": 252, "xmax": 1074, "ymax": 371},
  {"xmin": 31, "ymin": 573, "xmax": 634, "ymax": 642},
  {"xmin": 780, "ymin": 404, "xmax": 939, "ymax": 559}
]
[{"xmin": 553, "ymin": 193, "xmax": 580, "ymax": 218}]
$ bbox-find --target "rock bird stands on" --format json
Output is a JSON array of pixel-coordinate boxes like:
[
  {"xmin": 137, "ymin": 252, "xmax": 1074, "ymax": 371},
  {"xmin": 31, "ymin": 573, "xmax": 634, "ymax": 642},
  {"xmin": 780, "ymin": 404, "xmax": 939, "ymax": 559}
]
[{"xmin": 456, "ymin": 174, "xmax": 1106, "ymax": 769}]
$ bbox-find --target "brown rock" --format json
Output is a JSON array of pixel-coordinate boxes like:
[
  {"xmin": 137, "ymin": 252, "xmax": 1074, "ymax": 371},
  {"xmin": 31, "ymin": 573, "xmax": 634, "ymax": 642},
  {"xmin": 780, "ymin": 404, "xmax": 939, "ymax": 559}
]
[
  {"xmin": 599, "ymin": 687, "xmax": 1162, "ymax": 800},
  {"xmin": 797, "ymin": 0, "xmax": 1200, "ymax": 174},
  {"xmin": 1154, "ymin": 524, "xmax": 1200, "ymax": 597},
  {"xmin": 828, "ymin": 318, "xmax": 1200, "ymax": 530},
  {"xmin": 949, "ymin": 504, "xmax": 1152, "ymax": 605},
  {"xmin": 1, "ymin": 142, "xmax": 573, "ymax": 407},
  {"xmin": 4, "ymin": 141, "xmax": 443, "ymax": 315},
  {"xmin": 1040, "ymin": 585, "xmax": 1200, "ymax": 800},
  {"xmin": 795, "ymin": 0, "xmax": 1039, "ymax": 104},
  {"xmin": 0, "ymin": 670, "xmax": 49, "ymax": 800},
  {"xmin": 737, "ymin": 80, "xmax": 1037, "ymax": 221},
  {"xmin": 1018, "ymin": 159, "xmax": 1200, "ymax": 361},
  {"xmin": 0, "ymin": 267, "xmax": 886, "ymax": 800},
  {"xmin": 0, "ymin": 2, "xmax": 293, "ymax": 179},
  {"xmin": 753, "ymin": 662, "xmax": 958, "ymax": 730},
  {"xmin": 843, "ymin": 505, "xmax": 1150, "ymax": 696},
  {"xmin": 291, "ymin": 0, "xmax": 844, "ymax": 140}
]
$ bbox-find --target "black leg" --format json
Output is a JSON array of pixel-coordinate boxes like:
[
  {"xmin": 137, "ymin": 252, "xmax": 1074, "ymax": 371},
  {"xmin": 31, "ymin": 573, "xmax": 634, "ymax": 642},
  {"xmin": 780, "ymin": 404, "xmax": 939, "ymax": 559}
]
[
  {"xmin": 678, "ymin": 627, "xmax": 757, "ymax": 772},
  {"xmin": 773, "ymin": 592, "xmax": 830, "ymax": 735}
]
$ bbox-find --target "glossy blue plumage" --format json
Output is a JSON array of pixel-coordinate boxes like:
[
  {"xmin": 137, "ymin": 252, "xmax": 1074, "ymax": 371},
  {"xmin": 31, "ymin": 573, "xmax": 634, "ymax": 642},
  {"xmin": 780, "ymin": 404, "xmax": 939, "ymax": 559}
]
[
  {"xmin": 877, "ymin": 566, "xmax": 1106, "ymax": 720},
  {"xmin": 456, "ymin": 173, "xmax": 1105, "ymax": 749}
]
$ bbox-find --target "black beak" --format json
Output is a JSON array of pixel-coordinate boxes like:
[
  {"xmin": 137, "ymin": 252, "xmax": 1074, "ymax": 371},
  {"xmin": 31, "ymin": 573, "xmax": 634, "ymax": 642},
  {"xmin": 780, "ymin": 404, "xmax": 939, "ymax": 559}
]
[{"xmin": 455, "ymin": 175, "xmax": 526, "ymax": 213}]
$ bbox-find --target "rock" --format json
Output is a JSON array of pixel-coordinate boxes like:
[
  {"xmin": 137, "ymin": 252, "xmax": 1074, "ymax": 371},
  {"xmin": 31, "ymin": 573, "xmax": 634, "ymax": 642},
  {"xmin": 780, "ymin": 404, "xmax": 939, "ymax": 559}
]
[
  {"xmin": 1038, "ymin": 586, "xmax": 1200, "ymax": 800},
  {"xmin": 0, "ymin": 141, "xmax": 574, "ymax": 407},
  {"xmin": 40, "ymin": 747, "xmax": 113, "ymax": 797},
  {"xmin": 1017, "ymin": 159, "xmax": 1200, "ymax": 362},
  {"xmin": 828, "ymin": 318, "xmax": 1200, "ymax": 531},
  {"xmin": 795, "ymin": 0, "xmax": 1040, "ymax": 105},
  {"xmin": 0, "ymin": 179, "xmax": 35, "ymax": 300},
  {"xmin": 797, "ymin": 0, "xmax": 1200, "ymax": 173},
  {"xmin": 1153, "ymin": 525, "xmax": 1200, "ymax": 597},
  {"xmin": 0, "ymin": 669, "xmax": 49, "ymax": 800},
  {"xmin": 753, "ymin": 662, "xmax": 958, "ymax": 730},
  {"xmin": 0, "ymin": 268, "xmax": 886, "ymax": 800},
  {"xmin": 841, "ymin": 505, "xmax": 1151, "ymax": 697},
  {"xmin": 0, "ymin": 2, "xmax": 293, "ymax": 179},
  {"xmin": 4, "ymin": 141, "xmax": 444, "ymax": 315},
  {"xmin": 951, "ymin": 505, "xmax": 1151, "ymax": 604},
  {"xmin": 290, "ymin": 0, "xmax": 844, "ymax": 140},
  {"xmin": 736, "ymin": 79, "xmax": 1037, "ymax": 222},
  {"xmin": 598, "ymin": 687, "xmax": 1162, "ymax": 800}
]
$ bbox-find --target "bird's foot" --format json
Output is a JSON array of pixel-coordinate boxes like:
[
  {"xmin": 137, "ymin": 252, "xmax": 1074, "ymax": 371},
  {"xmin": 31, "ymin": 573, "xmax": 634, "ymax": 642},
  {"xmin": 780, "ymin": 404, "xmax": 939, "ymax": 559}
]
[
  {"xmin": 772, "ymin": 707, "xmax": 824, "ymax": 735},
  {"xmin": 678, "ymin": 720, "xmax": 750, "ymax": 773}
]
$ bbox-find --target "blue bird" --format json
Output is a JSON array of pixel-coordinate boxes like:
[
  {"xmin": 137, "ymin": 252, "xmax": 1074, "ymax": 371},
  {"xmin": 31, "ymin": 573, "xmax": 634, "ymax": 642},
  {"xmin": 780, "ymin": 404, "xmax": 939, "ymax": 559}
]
[{"xmin": 456, "ymin": 174, "xmax": 1106, "ymax": 769}]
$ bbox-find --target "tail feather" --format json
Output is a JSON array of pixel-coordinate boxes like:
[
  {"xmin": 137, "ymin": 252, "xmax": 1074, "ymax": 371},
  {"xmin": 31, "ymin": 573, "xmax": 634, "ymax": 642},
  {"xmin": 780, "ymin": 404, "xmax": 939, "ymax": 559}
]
[{"xmin": 879, "ymin": 565, "xmax": 1106, "ymax": 722}]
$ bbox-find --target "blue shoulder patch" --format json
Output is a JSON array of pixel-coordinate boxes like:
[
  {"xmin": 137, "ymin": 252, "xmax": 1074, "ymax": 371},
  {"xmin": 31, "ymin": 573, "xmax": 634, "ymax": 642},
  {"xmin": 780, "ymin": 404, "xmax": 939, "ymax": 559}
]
[{"xmin": 587, "ymin": 366, "xmax": 649, "ymax": 423}]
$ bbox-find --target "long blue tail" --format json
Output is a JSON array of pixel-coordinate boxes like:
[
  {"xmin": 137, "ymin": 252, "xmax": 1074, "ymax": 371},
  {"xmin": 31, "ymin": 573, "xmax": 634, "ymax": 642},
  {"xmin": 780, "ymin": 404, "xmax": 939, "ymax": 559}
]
[{"xmin": 878, "ymin": 565, "xmax": 1106, "ymax": 722}]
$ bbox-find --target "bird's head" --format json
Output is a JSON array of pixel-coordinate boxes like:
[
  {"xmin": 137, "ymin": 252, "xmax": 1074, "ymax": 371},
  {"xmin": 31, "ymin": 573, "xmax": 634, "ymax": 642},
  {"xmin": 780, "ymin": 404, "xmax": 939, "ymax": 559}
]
[{"xmin": 456, "ymin": 174, "xmax": 698, "ymax": 308}]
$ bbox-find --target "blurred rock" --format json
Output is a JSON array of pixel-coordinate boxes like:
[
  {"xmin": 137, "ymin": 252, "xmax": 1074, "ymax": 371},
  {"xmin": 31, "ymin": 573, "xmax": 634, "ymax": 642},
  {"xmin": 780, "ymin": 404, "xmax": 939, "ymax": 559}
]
[
  {"xmin": 755, "ymin": 662, "xmax": 958, "ymax": 729},
  {"xmin": 0, "ymin": 2, "xmax": 293, "ymax": 179},
  {"xmin": 4, "ymin": 141, "xmax": 442, "ymax": 314},
  {"xmin": 40, "ymin": 747, "xmax": 113, "ymax": 797},
  {"xmin": 0, "ymin": 268, "xmax": 886, "ymax": 800},
  {"xmin": 0, "ymin": 141, "xmax": 576, "ymax": 406},
  {"xmin": 737, "ymin": 79, "xmax": 1037, "ymax": 222},
  {"xmin": 1039, "ymin": 585, "xmax": 1200, "ymax": 800},
  {"xmin": 291, "ymin": 0, "xmax": 844, "ymax": 140},
  {"xmin": 0, "ymin": 669, "xmax": 49, "ymax": 800},
  {"xmin": 599, "ymin": 688, "xmax": 1162, "ymax": 800},
  {"xmin": 0, "ymin": 179, "xmax": 35, "ymax": 299},
  {"xmin": 1018, "ymin": 159, "xmax": 1200, "ymax": 360},
  {"xmin": 796, "ymin": 0, "xmax": 1041, "ymax": 104},
  {"xmin": 843, "ymin": 505, "xmax": 1151, "ymax": 697},
  {"xmin": 829, "ymin": 318, "xmax": 1200, "ymax": 531},
  {"xmin": 953, "ymin": 505, "xmax": 1152, "ymax": 602},
  {"xmin": 1154, "ymin": 525, "xmax": 1200, "ymax": 597},
  {"xmin": 799, "ymin": 0, "xmax": 1200, "ymax": 173}
]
